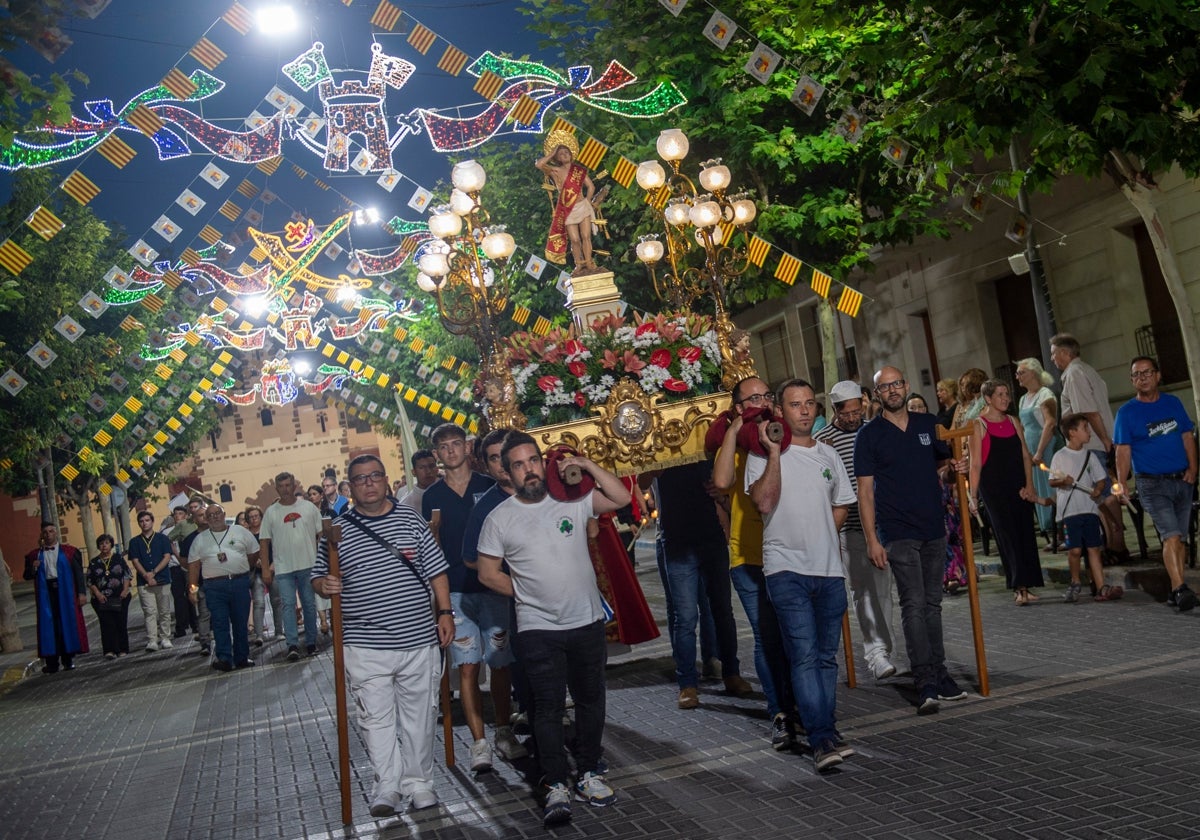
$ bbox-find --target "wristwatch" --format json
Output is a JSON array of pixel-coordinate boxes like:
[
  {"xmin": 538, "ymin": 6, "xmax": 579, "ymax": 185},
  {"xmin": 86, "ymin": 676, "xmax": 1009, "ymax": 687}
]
[{"xmin": 436, "ymin": 608, "xmax": 455, "ymax": 618}]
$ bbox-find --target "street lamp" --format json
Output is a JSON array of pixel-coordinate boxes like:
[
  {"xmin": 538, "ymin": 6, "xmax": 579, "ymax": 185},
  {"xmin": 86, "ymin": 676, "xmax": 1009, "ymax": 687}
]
[
  {"xmin": 416, "ymin": 160, "xmax": 522, "ymax": 426},
  {"xmin": 635, "ymin": 129, "xmax": 759, "ymax": 388}
]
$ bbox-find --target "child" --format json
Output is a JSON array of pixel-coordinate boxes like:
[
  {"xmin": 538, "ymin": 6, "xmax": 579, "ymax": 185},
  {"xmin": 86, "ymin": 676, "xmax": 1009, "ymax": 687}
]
[{"xmin": 1048, "ymin": 413, "xmax": 1124, "ymax": 603}]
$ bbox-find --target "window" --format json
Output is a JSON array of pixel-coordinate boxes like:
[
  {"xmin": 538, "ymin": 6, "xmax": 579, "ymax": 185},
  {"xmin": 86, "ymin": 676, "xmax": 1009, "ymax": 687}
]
[
  {"xmin": 218, "ymin": 485, "xmax": 233, "ymax": 503},
  {"xmin": 260, "ymin": 408, "xmax": 273, "ymax": 426}
]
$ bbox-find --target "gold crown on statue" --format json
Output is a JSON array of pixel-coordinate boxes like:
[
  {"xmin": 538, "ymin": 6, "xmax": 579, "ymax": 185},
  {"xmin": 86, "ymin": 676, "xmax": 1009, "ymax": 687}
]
[{"xmin": 543, "ymin": 128, "xmax": 579, "ymax": 157}]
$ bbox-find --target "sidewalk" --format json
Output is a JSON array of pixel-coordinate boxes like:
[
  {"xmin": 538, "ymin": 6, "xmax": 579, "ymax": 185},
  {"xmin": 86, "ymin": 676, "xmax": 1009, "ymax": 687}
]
[{"xmin": 2, "ymin": 537, "xmax": 1199, "ymax": 839}]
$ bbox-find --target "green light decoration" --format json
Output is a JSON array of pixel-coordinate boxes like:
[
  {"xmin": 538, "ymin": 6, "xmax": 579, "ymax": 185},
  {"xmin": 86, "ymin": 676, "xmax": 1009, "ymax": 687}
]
[
  {"xmin": 385, "ymin": 218, "xmax": 430, "ymax": 236},
  {"xmin": 104, "ymin": 284, "xmax": 163, "ymax": 305},
  {"xmin": 139, "ymin": 339, "xmax": 187, "ymax": 361}
]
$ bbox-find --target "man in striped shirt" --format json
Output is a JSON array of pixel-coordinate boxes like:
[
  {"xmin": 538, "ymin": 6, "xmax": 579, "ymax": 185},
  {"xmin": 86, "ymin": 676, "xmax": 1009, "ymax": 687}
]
[{"xmin": 312, "ymin": 454, "xmax": 454, "ymax": 819}]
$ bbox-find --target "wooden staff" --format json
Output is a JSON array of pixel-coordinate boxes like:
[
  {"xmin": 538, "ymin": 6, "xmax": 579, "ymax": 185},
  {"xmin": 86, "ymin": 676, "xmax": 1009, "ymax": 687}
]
[
  {"xmin": 427, "ymin": 509, "xmax": 455, "ymax": 768},
  {"xmin": 322, "ymin": 518, "xmax": 353, "ymax": 825},
  {"xmin": 841, "ymin": 610, "xmax": 856, "ymax": 689},
  {"xmin": 936, "ymin": 424, "xmax": 990, "ymax": 697}
]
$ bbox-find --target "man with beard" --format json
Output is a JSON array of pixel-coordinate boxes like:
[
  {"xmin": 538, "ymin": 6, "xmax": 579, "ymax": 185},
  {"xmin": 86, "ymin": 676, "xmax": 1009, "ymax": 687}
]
[
  {"xmin": 815, "ymin": 380, "xmax": 897, "ymax": 680},
  {"xmin": 260, "ymin": 471, "xmax": 323, "ymax": 660},
  {"xmin": 476, "ymin": 431, "xmax": 630, "ymax": 827},
  {"xmin": 856, "ymin": 366, "xmax": 968, "ymax": 715},
  {"xmin": 187, "ymin": 505, "xmax": 259, "ymax": 671}
]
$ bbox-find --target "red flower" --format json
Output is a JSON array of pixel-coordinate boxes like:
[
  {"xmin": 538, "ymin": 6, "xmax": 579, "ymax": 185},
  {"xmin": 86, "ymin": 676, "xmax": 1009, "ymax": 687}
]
[
  {"xmin": 663, "ymin": 378, "xmax": 689, "ymax": 392},
  {"xmin": 622, "ymin": 350, "xmax": 647, "ymax": 373},
  {"xmin": 567, "ymin": 361, "xmax": 587, "ymax": 377},
  {"xmin": 564, "ymin": 338, "xmax": 588, "ymax": 358},
  {"xmin": 574, "ymin": 391, "xmax": 587, "ymax": 407},
  {"xmin": 635, "ymin": 322, "xmax": 659, "ymax": 337},
  {"xmin": 649, "ymin": 348, "xmax": 673, "ymax": 369},
  {"xmin": 677, "ymin": 346, "xmax": 702, "ymax": 363},
  {"xmin": 537, "ymin": 375, "xmax": 561, "ymax": 393}
]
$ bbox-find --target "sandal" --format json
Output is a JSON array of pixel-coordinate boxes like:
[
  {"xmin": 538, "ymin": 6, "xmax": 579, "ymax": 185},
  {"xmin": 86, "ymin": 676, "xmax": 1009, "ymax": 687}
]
[
  {"xmin": 1094, "ymin": 584, "xmax": 1125, "ymax": 602},
  {"xmin": 1014, "ymin": 591, "xmax": 1028, "ymax": 606},
  {"xmin": 1024, "ymin": 590, "xmax": 1040, "ymax": 603}
]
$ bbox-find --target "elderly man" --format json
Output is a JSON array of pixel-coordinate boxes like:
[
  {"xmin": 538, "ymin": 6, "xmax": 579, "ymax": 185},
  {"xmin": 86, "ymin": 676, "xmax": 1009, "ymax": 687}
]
[
  {"xmin": 313, "ymin": 454, "xmax": 453, "ymax": 818},
  {"xmin": 186, "ymin": 505, "xmax": 259, "ymax": 671},
  {"xmin": 260, "ymin": 471, "xmax": 324, "ymax": 661},
  {"xmin": 856, "ymin": 366, "xmax": 968, "ymax": 715},
  {"xmin": 1114, "ymin": 356, "xmax": 1198, "ymax": 611},
  {"xmin": 477, "ymin": 431, "xmax": 630, "ymax": 827},
  {"xmin": 24, "ymin": 522, "xmax": 88, "ymax": 674}
]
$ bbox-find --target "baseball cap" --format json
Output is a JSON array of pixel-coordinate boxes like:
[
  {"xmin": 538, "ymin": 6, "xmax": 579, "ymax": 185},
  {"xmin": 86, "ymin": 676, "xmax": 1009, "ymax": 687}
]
[{"xmin": 828, "ymin": 380, "xmax": 863, "ymax": 405}]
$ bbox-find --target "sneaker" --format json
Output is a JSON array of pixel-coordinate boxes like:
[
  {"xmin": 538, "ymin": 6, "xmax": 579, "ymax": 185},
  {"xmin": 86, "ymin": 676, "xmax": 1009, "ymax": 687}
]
[
  {"xmin": 235, "ymin": 659, "xmax": 254, "ymax": 669},
  {"xmin": 724, "ymin": 675, "xmax": 754, "ymax": 697},
  {"xmin": 159, "ymin": 638, "xmax": 173, "ymax": 649},
  {"xmin": 543, "ymin": 783, "xmax": 572, "ymax": 826},
  {"xmin": 409, "ymin": 788, "xmax": 438, "ymax": 811},
  {"xmin": 286, "ymin": 646, "xmax": 302, "ymax": 662},
  {"xmin": 917, "ymin": 686, "xmax": 940, "ymax": 715},
  {"xmin": 494, "ymin": 726, "xmax": 528, "ymax": 760},
  {"xmin": 306, "ymin": 644, "xmax": 317, "ymax": 656},
  {"xmin": 574, "ymin": 771, "xmax": 616, "ymax": 806},
  {"xmin": 253, "ymin": 636, "xmax": 264, "ymax": 648},
  {"xmin": 833, "ymin": 735, "xmax": 856, "ymax": 758},
  {"xmin": 1174, "ymin": 585, "xmax": 1197, "ymax": 612},
  {"xmin": 1064, "ymin": 583, "xmax": 1082, "ymax": 603},
  {"xmin": 813, "ymin": 741, "xmax": 844, "ymax": 773},
  {"xmin": 937, "ymin": 675, "xmax": 968, "ymax": 701},
  {"xmin": 771, "ymin": 713, "xmax": 796, "ymax": 751},
  {"xmin": 104, "ymin": 652, "xmax": 116, "ymax": 661},
  {"xmin": 871, "ymin": 657, "xmax": 897, "ymax": 680},
  {"xmin": 368, "ymin": 793, "xmax": 398, "ymax": 819},
  {"xmin": 145, "ymin": 642, "xmax": 159, "ymax": 652},
  {"xmin": 677, "ymin": 687, "xmax": 699, "ymax": 709},
  {"xmin": 212, "ymin": 659, "xmax": 233, "ymax": 672},
  {"xmin": 470, "ymin": 738, "xmax": 493, "ymax": 773},
  {"xmin": 198, "ymin": 644, "xmax": 211, "ymax": 657}
]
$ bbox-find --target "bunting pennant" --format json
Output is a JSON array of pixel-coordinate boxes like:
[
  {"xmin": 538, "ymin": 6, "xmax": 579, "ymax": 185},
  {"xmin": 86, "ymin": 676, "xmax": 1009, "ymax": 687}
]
[
  {"xmin": 236, "ymin": 179, "xmax": 259, "ymax": 199},
  {"xmin": 190, "ymin": 38, "xmax": 227, "ymax": 71},
  {"xmin": 219, "ymin": 200, "xmax": 241, "ymax": 220},
  {"xmin": 93, "ymin": 429, "xmax": 113, "ymax": 447},
  {"xmin": 141, "ymin": 293, "xmax": 166, "ymax": 313},
  {"xmin": 836, "ymin": 286, "xmax": 864, "ymax": 317},
  {"xmin": 746, "ymin": 235, "xmax": 770, "ymax": 267},
  {"xmin": 437, "ymin": 45, "xmax": 469, "ymax": 76},
  {"xmin": 610, "ymin": 157, "xmax": 636, "ymax": 189},
  {"xmin": 61, "ymin": 171, "xmax": 100, "ymax": 204},
  {"xmin": 370, "ymin": 0, "xmax": 401, "ymax": 30},
  {"xmin": 96, "ymin": 134, "xmax": 136, "ymax": 168},
  {"xmin": 26, "ymin": 206, "xmax": 64, "ymax": 240},
  {"xmin": 408, "ymin": 24, "xmax": 437, "ymax": 55},
  {"xmin": 257, "ymin": 155, "xmax": 283, "ymax": 175},
  {"xmin": 160, "ymin": 68, "xmax": 198, "ymax": 100},
  {"xmin": 60, "ymin": 463, "xmax": 80, "ymax": 481},
  {"xmin": 810, "ymin": 268, "xmax": 832, "ymax": 298},
  {"xmin": 198, "ymin": 225, "xmax": 222, "ymax": 244},
  {"xmin": 774, "ymin": 253, "xmax": 801, "ymax": 286},
  {"xmin": 577, "ymin": 137, "xmax": 608, "ymax": 170},
  {"xmin": 126, "ymin": 104, "xmax": 163, "ymax": 138},
  {"xmin": 162, "ymin": 269, "xmax": 183, "ymax": 289},
  {"xmin": 473, "ymin": 70, "xmax": 503, "ymax": 101},
  {"xmin": 0, "ymin": 240, "xmax": 33, "ymax": 275},
  {"xmin": 644, "ymin": 186, "xmax": 670, "ymax": 211},
  {"xmin": 221, "ymin": 2, "xmax": 254, "ymax": 35},
  {"xmin": 508, "ymin": 94, "xmax": 539, "ymax": 125},
  {"xmin": 119, "ymin": 315, "xmax": 141, "ymax": 331},
  {"xmin": 180, "ymin": 247, "xmax": 202, "ymax": 266}
]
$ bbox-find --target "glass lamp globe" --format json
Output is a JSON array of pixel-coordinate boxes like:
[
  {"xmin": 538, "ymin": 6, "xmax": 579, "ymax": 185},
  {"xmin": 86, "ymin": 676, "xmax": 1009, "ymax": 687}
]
[
  {"xmin": 699, "ymin": 162, "xmax": 731, "ymax": 192},
  {"xmin": 689, "ymin": 199, "xmax": 721, "ymax": 228},
  {"xmin": 428, "ymin": 211, "xmax": 462, "ymax": 238},
  {"xmin": 418, "ymin": 252, "xmax": 449, "ymax": 277},
  {"xmin": 449, "ymin": 188, "xmax": 476, "ymax": 216},
  {"xmin": 656, "ymin": 128, "xmax": 689, "ymax": 162},
  {"xmin": 664, "ymin": 201, "xmax": 691, "ymax": 227},
  {"xmin": 636, "ymin": 239, "xmax": 664, "ymax": 263},
  {"xmin": 451, "ymin": 159, "xmax": 486, "ymax": 192},
  {"xmin": 636, "ymin": 160, "xmax": 666, "ymax": 190},
  {"xmin": 733, "ymin": 198, "xmax": 757, "ymax": 225},
  {"xmin": 481, "ymin": 230, "xmax": 516, "ymax": 261},
  {"xmin": 416, "ymin": 273, "xmax": 439, "ymax": 293}
]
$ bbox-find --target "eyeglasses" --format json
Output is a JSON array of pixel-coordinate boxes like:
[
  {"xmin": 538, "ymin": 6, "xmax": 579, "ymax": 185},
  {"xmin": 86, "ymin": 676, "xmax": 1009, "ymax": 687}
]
[
  {"xmin": 737, "ymin": 391, "xmax": 774, "ymax": 406},
  {"xmin": 836, "ymin": 409, "xmax": 864, "ymax": 420},
  {"xmin": 1130, "ymin": 369, "xmax": 1158, "ymax": 380},
  {"xmin": 875, "ymin": 379, "xmax": 907, "ymax": 393},
  {"xmin": 349, "ymin": 470, "xmax": 387, "ymax": 486}
]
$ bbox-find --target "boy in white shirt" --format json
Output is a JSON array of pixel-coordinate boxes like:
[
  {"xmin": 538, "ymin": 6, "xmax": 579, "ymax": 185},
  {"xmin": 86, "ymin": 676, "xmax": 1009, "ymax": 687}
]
[{"xmin": 1049, "ymin": 413, "xmax": 1124, "ymax": 603}]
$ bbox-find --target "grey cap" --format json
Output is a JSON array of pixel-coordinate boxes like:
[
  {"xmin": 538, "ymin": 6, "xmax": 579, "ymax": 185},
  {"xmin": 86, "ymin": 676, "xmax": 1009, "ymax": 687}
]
[{"xmin": 828, "ymin": 380, "xmax": 864, "ymax": 406}]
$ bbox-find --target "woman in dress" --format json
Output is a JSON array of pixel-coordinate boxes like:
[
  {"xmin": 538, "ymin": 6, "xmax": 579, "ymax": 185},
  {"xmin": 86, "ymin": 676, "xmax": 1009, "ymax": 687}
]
[
  {"xmin": 940, "ymin": 368, "xmax": 987, "ymax": 593},
  {"xmin": 935, "ymin": 379, "xmax": 959, "ymax": 429},
  {"xmin": 1015, "ymin": 358, "xmax": 1061, "ymax": 546},
  {"xmin": 87, "ymin": 534, "xmax": 131, "ymax": 659},
  {"xmin": 968, "ymin": 380, "xmax": 1044, "ymax": 605}
]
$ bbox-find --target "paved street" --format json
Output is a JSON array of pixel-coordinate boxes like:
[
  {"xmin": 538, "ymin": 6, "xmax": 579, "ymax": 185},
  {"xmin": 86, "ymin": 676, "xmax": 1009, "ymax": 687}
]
[{"xmin": 2, "ymin": 539, "xmax": 1199, "ymax": 840}]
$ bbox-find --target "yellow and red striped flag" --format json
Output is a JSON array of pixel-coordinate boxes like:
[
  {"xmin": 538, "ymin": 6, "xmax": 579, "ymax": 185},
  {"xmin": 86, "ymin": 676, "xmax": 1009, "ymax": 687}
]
[
  {"xmin": 0, "ymin": 239, "xmax": 32, "ymax": 275},
  {"xmin": 408, "ymin": 24, "xmax": 436, "ymax": 54},
  {"xmin": 577, "ymin": 137, "xmax": 608, "ymax": 170},
  {"xmin": 250, "ymin": 246, "xmax": 267, "ymax": 262},
  {"xmin": 190, "ymin": 38, "xmax": 227, "ymax": 70},
  {"xmin": 474, "ymin": 70, "xmax": 503, "ymax": 101},
  {"xmin": 154, "ymin": 363, "xmax": 172, "ymax": 379},
  {"xmin": 180, "ymin": 247, "xmax": 202, "ymax": 266},
  {"xmin": 140, "ymin": 293, "xmax": 166, "ymax": 313},
  {"xmin": 60, "ymin": 463, "xmax": 80, "ymax": 481},
  {"xmin": 160, "ymin": 68, "xmax": 197, "ymax": 100},
  {"xmin": 511, "ymin": 304, "xmax": 531, "ymax": 326},
  {"xmin": 141, "ymin": 380, "xmax": 159, "ymax": 396},
  {"xmin": 169, "ymin": 347, "xmax": 187, "ymax": 364},
  {"xmin": 508, "ymin": 95, "xmax": 539, "ymax": 126},
  {"xmin": 119, "ymin": 315, "xmax": 142, "ymax": 332},
  {"xmin": 836, "ymin": 286, "xmax": 864, "ymax": 317},
  {"xmin": 370, "ymin": 0, "xmax": 401, "ymax": 30},
  {"xmin": 110, "ymin": 413, "xmax": 128, "ymax": 431},
  {"xmin": 747, "ymin": 235, "xmax": 770, "ymax": 267},
  {"xmin": 775, "ymin": 252, "xmax": 801, "ymax": 286},
  {"xmin": 610, "ymin": 156, "xmax": 636, "ymax": 189},
  {"xmin": 198, "ymin": 225, "xmax": 222, "ymax": 245},
  {"xmin": 61, "ymin": 171, "xmax": 100, "ymax": 204},
  {"xmin": 97, "ymin": 134, "xmax": 136, "ymax": 168},
  {"xmin": 26, "ymin": 206, "xmax": 64, "ymax": 240},
  {"xmin": 222, "ymin": 3, "xmax": 253, "ymax": 34},
  {"xmin": 257, "ymin": 155, "xmax": 282, "ymax": 175},
  {"xmin": 236, "ymin": 179, "xmax": 259, "ymax": 199},
  {"xmin": 810, "ymin": 267, "xmax": 832, "ymax": 298},
  {"xmin": 162, "ymin": 269, "xmax": 183, "ymax": 289},
  {"xmin": 532, "ymin": 316, "xmax": 552, "ymax": 335},
  {"xmin": 644, "ymin": 186, "xmax": 670, "ymax": 211},
  {"xmin": 93, "ymin": 429, "xmax": 113, "ymax": 447},
  {"xmin": 437, "ymin": 44, "xmax": 468, "ymax": 76},
  {"xmin": 126, "ymin": 104, "xmax": 163, "ymax": 138},
  {"xmin": 166, "ymin": 416, "xmax": 182, "ymax": 431},
  {"xmin": 123, "ymin": 396, "xmax": 144, "ymax": 414},
  {"xmin": 219, "ymin": 200, "xmax": 241, "ymax": 221}
]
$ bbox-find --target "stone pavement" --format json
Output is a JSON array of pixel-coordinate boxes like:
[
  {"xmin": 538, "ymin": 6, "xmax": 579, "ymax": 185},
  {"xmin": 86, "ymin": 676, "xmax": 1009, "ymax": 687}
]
[{"xmin": 2, "ymin": 537, "xmax": 1199, "ymax": 840}]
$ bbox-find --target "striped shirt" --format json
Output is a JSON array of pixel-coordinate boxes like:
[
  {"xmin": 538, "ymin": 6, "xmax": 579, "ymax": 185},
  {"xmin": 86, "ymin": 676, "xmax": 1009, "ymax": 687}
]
[
  {"xmin": 313, "ymin": 504, "xmax": 447, "ymax": 651},
  {"xmin": 813, "ymin": 422, "xmax": 862, "ymax": 531}
]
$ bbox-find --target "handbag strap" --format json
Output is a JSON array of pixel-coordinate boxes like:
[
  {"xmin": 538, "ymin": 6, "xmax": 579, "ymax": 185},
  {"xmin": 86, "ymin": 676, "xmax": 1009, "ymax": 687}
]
[{"xmin": 338, "ymin": 509, "xmax": 430, "ymax": 596}]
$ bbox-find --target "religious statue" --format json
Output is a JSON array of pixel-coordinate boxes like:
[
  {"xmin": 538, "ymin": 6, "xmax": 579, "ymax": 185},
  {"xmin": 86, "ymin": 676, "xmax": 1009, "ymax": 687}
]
[{"xmin": 537, "ymin": 129, "xmax": 599, "ymax": 276}]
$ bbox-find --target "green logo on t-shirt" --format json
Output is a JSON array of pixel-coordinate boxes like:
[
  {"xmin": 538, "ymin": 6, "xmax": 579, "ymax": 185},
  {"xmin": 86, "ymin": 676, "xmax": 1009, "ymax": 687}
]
[
  {"xmin": 822, "ymin": 467, "xmax": 832, "ymax": 482},
  {"xmin": 558, "ymin": 518, "xmax": 574, "ymax": 536}
]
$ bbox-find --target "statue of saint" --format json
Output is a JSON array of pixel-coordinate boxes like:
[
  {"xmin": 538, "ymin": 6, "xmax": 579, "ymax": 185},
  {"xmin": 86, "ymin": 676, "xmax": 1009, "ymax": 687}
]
[{"xmin": 537, "ymin": 129, "xmax": 599, "ymax": 276}]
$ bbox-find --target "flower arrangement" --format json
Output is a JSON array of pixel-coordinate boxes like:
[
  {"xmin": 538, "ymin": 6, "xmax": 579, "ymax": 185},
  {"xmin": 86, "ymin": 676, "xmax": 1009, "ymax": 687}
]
[{"xmin": 490, "ymin": 311, "xmax": 724, "ymax": 427}]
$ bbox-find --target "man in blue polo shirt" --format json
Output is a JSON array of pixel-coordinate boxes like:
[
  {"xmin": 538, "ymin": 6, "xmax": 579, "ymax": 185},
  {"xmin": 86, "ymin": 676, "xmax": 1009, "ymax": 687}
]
[
  {"xmin": 1114, "ymin": 356, "xmax": 1198, "ymax": 612},
  {"xmin": 128, "ymin": 510, "xmax": 176, "ymax": 652},
  {"xmin": 856, "ymin": 366, "xmax": 968, "ymax": 715}
]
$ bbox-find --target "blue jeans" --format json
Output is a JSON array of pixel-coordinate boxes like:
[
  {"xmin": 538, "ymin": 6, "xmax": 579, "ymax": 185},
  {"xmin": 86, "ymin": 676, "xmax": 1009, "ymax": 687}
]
[
  {"xmin": 765, "ymin": 571, "xmax": 846, "ymax": 749},
  {"xmin": 887, "ymin": 538, "xmax": 948, "ymax": 692},
  {"xmin": 730, "ymin": 564, "xmax": 791, "ymax": 717},
  {"xmin": 657, "ymin": 539, "xmax": 741, "ymax": 689},
  {"xmin": 274, "ymin": 568, "xmax": 317, "ymax": 650},
  {"xmin": 205, "ymin": 575, "xmax": 251, "ymax": 665}
]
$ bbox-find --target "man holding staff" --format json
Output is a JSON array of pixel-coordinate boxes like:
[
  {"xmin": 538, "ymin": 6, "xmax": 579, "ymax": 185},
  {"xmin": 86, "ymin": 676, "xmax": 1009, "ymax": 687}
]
[{"xmin": 312, "ymin": 454, "xmax": 454, "ymax": 819}]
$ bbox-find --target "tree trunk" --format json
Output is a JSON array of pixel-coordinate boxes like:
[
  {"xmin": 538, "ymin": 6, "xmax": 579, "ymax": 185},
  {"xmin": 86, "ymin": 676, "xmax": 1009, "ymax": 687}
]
[
  {"xmin": 37, "ymin": 449, "xmax": 58, "ymax": 531},
  {"xmin": 1119, "ymin": 180, "xmax": 1200, "ymax": 421},
  {"xmin": 98, "ymin": 492, "xmax": 114, "ymax": 543},
  {"xmin": 0, "ymin": 548, "xmax": 23, "ymax": 652},
  {"xmin": 67, "ymin": 480, "xmax": 99, "ymax": 563},
  {"xmin": 818, "ymin": 297, "xmax": 841, "ymax": 392}
]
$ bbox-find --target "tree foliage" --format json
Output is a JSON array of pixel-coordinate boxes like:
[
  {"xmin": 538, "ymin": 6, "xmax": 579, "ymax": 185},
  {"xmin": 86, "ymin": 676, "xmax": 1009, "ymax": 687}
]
[{"xmin": 0, "ymin": 0, "xmax": 87, "ymax": 147}]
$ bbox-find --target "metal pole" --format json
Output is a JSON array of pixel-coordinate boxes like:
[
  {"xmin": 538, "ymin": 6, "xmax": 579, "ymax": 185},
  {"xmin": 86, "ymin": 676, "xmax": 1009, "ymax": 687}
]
[{"xmin": 1009, "ymin": 139, "xmax": 1057, "ymax": 373}]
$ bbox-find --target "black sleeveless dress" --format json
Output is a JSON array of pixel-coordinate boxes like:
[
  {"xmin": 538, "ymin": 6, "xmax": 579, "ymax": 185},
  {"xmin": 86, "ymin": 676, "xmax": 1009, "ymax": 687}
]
[{"xmin": 979, "ymin": 417, "xmax": 1044, "ymax": 590}]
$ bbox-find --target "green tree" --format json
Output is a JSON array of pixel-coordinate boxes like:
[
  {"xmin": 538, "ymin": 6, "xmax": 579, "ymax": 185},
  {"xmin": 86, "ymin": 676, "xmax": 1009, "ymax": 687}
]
[{"xmin": 0, "ymin": 0, "xmax": 87, "ymax": 147}]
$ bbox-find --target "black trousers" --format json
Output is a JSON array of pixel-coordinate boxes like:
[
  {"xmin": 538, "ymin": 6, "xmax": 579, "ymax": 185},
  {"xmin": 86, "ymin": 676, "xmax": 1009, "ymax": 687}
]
[
  {"xmin": 93, "ymin": 603, "xmax": 129, "ymax": 655},
  {"xmin": 171, "ymin": 565, "xmax": 197, "ymax": 635}
]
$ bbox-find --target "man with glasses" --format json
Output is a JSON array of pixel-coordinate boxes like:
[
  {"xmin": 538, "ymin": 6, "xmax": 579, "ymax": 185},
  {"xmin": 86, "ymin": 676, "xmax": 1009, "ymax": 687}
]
[
  {"xmin": 322, "ymin": 474, "xmax": 350, "ymax": 516},
  {"xmin": 816, "ymin": 380, "xmax": 897, "ymax": 681},
  {"xmin": 856, "ymin": 366, "xmax": 968, "ymax": 715},
  {"xmin": 1050, "ymin": 333, "xmax": 1129, "ymax": 560},
  {"xmin": 313, "ymin": 454, "xmax": 453, "ymax": 817},
  {"xmin": 1113, "ymin": 356, "xmax": 1198, "ymax": 611},
  {"xmin": 187, "ymin": 505, "xmax": 259, "ymax": 671},
  {"xmin": 260, "ymin": 471, "xmax": 323, "ymax": 660}
]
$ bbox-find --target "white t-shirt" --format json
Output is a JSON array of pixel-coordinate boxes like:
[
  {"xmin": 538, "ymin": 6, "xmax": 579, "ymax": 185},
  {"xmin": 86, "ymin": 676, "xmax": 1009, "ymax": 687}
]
[
  {"xmin": 1049, "ymin": 447, "xmax": 1108, "ymax": 521},
  {"xmin": 744, "ymin": 442, "xmax": 856, "ymax": 578},
  {"xmin": 476, "ymin": 494, "xmax": 604, "ymax": 633},
  {"xmin": 399, "ymin": 485, "xmax": 425, "ymax": 513},
  {"xmin": 1060, "ymin": 358, "xmax": 1114, "ymax": 452},
  {"xmin": 190, "ymin": 524, "xmax": 258, "ymax": 579},
  {"xmin": 260, "ymin": 498, "xmax": 323, "ymax": 574}
]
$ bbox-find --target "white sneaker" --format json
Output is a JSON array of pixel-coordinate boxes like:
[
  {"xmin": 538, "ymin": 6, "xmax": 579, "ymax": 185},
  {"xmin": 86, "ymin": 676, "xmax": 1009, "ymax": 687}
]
[
  {"xmin": 368, "ymin": 791, "xmax": 399, "ymax": 818},
  {"xmin": 494, "ymin": 726, "xmax": 528, "ymax": 760},
  {"xmin": 543, "ymin": 784, "xmax": 572, "ymax": 826},
  {"xmin": 470, "ymin": 738, "xmax": 493, "ymax": 772},
  {"xmin": 409, "ymin": 788, "xmax": 438, "ymax": 811},
  {"xmin": 871, "ymin": 657, "xmax": 897, "ymax": 680},
  {"xmin": 145, "ymin": 642, "xmax": 159, "ymax": 652},
  {"xmin": 574, "ymin": 771, "xmax": 616, "ymax": 806},
  {"xmin": 159, "ymin": 638, "xmax": 173, "ymax": 649}
]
